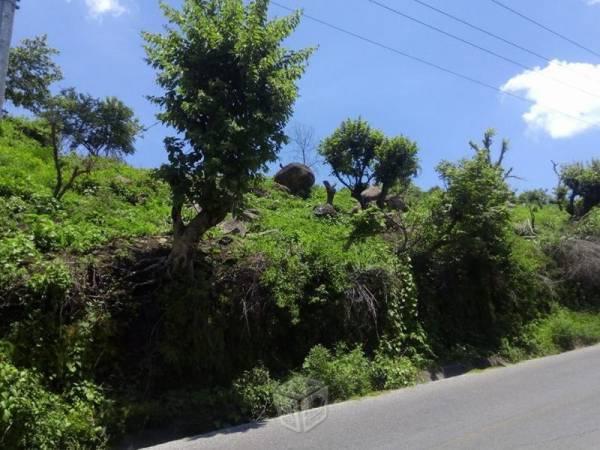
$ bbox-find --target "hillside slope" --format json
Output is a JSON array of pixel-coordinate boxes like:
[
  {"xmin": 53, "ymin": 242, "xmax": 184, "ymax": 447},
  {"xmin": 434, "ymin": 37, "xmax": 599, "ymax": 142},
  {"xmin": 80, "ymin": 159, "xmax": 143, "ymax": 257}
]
[{"xmin": 1, "ymin": 118, "xmax": 599, "ymax": 448}]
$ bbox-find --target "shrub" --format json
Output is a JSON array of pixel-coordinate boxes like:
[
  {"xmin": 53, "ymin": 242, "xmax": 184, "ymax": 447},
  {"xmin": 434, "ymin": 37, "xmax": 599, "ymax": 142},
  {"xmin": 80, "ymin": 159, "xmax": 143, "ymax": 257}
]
[
  {"xmin": 537, "ymin": 310, "xmax": 600, "ymax": 353},
  {"xmin": 502, "ymin": 308, "xmax": 600, "ymax": 359},
  {"xmin": 273, "ymin": 373, "xmax": 329, "ymax": 418},
  {"xmin": 0, "ymin": 233, "xmax": 40, "ymax": 303},
  {"xmin": 232, "ymin": 366, "xmax": 278, "ymax": 421},
  {"xmin": 350, "ymin": 206, "xmax": 387, "ymax": 237},
  {"xmin": 574, "ymin": 207, "xmax": 600, "ymax": 238},
  {"xmin": 411, "ymin": 147, "xmax": 547, "ymax": 349},
  {"xmin": 302, "ymin": 345, "xmax": 372, "ymax": 401},
  {"xmin": 0, "ymin": 356, "xmax": 107, "ymax": 450},
  {"xmin": 371, "ymin": 353, "xmax": 418, "ymax": 390}
]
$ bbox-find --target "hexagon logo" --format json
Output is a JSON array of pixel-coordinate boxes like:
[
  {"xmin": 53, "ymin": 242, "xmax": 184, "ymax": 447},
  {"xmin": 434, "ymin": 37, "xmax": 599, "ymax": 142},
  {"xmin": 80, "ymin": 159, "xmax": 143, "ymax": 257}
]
[{"xmin": 274, "ymin": 377, "xmax": 328, "ymax": 433}]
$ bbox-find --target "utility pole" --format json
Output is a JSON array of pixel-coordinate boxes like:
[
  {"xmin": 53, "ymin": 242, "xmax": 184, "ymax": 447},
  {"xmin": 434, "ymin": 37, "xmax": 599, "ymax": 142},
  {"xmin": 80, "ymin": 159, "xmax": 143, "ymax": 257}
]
[{"xmin": 0, "ymin": 0, "xmax": 18, "ymax": 113}]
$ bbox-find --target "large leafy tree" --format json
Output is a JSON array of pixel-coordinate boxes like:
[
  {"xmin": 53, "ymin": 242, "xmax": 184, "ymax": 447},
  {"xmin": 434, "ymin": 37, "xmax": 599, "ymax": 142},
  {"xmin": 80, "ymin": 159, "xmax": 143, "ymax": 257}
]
[
  {"xmin": 558, "ymin": 160, "xmax": 600, "ymax": 217},
  {"xmin": 57, "ymin": 89, "xmax": 142, "ymax": 158},
  {"xmin": 374, "ymin": 136, "xmax": 419, "ymax": 207},
  {"xmin": 143, "ymin": 0, "xmax": 313, "ymax": 277},
  {"xmin": 319, "ymin": 118, "xmax": 383, "ymax": 205},
  {"xmin": 41, "ymin": 89, "xmax": 142, "ymax": 200},
  {"xmin": 6, "ymin": 35, "xmax": 63, "ymax": 114},
  {"xmin": 320, "ymin": 118, "xmax": 419, "ymax": 207}
]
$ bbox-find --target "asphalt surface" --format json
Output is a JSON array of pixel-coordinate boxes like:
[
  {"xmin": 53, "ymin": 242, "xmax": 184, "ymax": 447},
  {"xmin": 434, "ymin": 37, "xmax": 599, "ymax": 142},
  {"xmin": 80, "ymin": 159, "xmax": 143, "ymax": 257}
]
[{"xmin": 144, "ymin": 345, "xmax": 600, "ymax": 450}]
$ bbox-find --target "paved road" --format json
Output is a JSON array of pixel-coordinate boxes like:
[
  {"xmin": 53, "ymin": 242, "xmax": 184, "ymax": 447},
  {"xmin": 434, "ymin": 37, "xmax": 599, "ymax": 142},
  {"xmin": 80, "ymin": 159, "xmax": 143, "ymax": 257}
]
[{"xmin": 145, "ymin": 345, "xmax": 600, "ymax": 450}]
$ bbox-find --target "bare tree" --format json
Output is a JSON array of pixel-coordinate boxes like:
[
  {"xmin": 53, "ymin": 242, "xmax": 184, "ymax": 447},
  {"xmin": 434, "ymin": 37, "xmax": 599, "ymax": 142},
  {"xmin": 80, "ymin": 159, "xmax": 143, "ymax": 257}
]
[
  {"xmin": 289, "ymin": 122, "xmax": 320, "ymax": 170},
  {"xmin": 469, "ymin": 128, "xmax": 521, "ymax": 181},
  {"xmin": 323, "ymin": 180, "xmax": 336, "ymax": 205}
]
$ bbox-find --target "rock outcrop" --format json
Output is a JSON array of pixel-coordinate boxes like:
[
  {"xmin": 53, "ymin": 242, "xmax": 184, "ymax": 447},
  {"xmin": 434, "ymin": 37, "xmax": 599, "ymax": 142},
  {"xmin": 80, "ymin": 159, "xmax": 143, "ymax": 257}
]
[
  {"xmin": 360, "ymin": 185, "xmax": 382, "ymax": 206},
  {"xmin": 385, "ymin": 194, "xmax": 408, "ymax": 212},
  {"xmin": 313, "ymin": 204, "xmax": 337, "ymax": 218},
  {"xmin": 274, "ymin": 163, "xmax": 315, "ymax": 198}
]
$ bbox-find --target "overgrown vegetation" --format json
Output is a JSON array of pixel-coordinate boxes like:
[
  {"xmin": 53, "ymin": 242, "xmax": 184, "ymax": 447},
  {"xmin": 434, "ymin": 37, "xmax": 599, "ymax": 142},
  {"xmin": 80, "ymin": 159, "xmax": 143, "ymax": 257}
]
[
  {"xmin": 2, "ymin": 0, "xmax": 600, "ymax": 447},
  {"xmin": 501, "ymin": 308, "xmax": 600, "ymax": 362},
  {"xmin": 2, "ymin": 116, "xmax": 598, "ymax": 447}
]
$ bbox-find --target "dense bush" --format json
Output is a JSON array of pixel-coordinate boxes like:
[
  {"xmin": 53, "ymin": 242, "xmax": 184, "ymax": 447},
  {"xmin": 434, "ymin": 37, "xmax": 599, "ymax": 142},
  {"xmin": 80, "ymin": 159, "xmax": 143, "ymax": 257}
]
[
  {"xmin": 350, "ymin": 205, "xmax": 387, "ymax": 237},
  {"xmin": 411, "ymin": 149, "xmax": 548, "ymax": 349},
  {"xmin": 371, "ymin": 352, "xmax": 418, "ymax": 390},
  {"xmin": 2, "ymin": 117, "xmax": 599, "ymax": 447},
  {"xmin": 0, "ymin": 351, "xmax": 108, "ymax": 449},
  {"xmin": 302, "ymin": 345, "xmax": 373, "ymax": 401},
  {"xmin": 301, "ymin": 345, "xmax": 418, "ymax": 400},
  {"xmin": 574, "ymin": 207, "xmax": 600, "ymax": 238},
  {"xmin": 232, "ymin": 366, "xmax": 279, "ymax": 421},
  {"xmin": 501, "ymin": 308, "xmax": 600, "ymax": 360},
  {"xmin": 559, "ymin": 160, "xmax": 600, "ymax": 217},
  {"xmin": 134, "ymin": 186, "xmax": 423, "ymax": 390}
]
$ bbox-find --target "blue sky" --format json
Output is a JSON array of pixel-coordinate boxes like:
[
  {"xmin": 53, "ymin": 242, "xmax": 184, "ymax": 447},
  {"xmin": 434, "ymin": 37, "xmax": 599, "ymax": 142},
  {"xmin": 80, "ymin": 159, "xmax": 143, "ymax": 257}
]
[{"xmin": 11, "ymin": 0, "xmax": 600, "ymax": 191}]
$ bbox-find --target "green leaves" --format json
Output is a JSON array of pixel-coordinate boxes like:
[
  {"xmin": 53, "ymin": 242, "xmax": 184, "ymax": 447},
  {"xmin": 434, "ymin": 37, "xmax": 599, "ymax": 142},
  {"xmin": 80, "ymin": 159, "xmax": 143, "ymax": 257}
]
[
  {"xmin": 319, "ymin": 118, "xmax": 419, "ymax": 204},
  {"xmin": 319, "ymin": 118, "xmax": 383, "ymax": 195},
  {"xmin": 6, "ymin": 35, "xmax": 63, "ymax": 114},
  {"xmin": 38, "ymin": 88, "xmax": 142, "ymax": 200},
  {"xmin": 411, "ymin": 133, "xmax": 539, "ymax": 348},
  {"xmin": 0, "ymin": 356, "xmax": 108, "ymax": 449},
  {"xmin": 145, "ymin": 0, "xmax": 313, "ymax": 212},
  {"xmin": 44, "ymin": 89, "xmax": 142, "ymax": 159},
  {"xmin": 559, "ymin": 159, "xmax": 600, "ymax": 216},
  {"xmin": 374, "ymin": 136, "xmax": 419, "ymax": 191}
]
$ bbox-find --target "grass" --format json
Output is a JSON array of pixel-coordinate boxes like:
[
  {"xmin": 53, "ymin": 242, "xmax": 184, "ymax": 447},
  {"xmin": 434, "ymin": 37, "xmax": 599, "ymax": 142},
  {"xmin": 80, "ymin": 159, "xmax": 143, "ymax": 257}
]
[
  {"xmin": 241, "ymin": 179, "xmax": 396, "ymax": 269},
  {"xmin": 501, "ymin": 307, "xmax": 600, "ymax": 362},
  {"xmin": 0, "ymin": 118, "xmax": 172, "ymax": 254},
  {"xmin": 511, "ymin": 203, "xmax": 569, "ymax": 233},
  {"xmin": 1, "ymin": 117, "xmax": 599, "ymax": 446}
]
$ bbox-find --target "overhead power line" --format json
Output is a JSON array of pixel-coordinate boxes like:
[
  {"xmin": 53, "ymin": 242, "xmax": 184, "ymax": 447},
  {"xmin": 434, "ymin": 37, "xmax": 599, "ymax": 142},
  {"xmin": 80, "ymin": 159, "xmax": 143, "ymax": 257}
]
[
  {"xmin": 368, "ymin": 0, "xmax": 600, "ymax": 100},
  {"xmin": 406, "ymin": 0, "xmax": 600, "ymax": 90},
  {"xmin": 407, "ymin": 0, "xmax": 551, "ymax": 64},
  {"xmin": 269, "ymin": 1, "xmax": 596, "ymax": 128},
  {"xmin": 143, "ymin": 121, "xmax": 161, "ymax": 133},
  {"xmin": 490, "ymin": 0, "xmax": 600, "ymax": 60}
]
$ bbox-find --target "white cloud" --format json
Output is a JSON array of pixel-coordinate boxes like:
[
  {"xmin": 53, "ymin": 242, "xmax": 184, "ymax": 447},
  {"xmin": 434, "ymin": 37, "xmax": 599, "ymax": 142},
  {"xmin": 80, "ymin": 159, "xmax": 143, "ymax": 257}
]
[
  {"xmin": 67, "ymin": 0, "xmax": 127, "ymax": 18},
  {"xmin": 86, "ymin": 0, "xmax": 126, "ymax": 17},
  {"xmin": 587, "ymin": 0, "xmax": 600, "ymax": 5},
  {"xmin": 501, "ymin": 60, "xmax": 600, "ymax": 139}
]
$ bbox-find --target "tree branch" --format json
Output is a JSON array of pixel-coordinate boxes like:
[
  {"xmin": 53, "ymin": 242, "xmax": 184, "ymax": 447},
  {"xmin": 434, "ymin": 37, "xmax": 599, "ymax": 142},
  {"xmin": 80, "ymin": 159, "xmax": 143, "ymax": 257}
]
[{"xmin": 51, "ymin": 123, "xmax": 63, "ymax": 199}]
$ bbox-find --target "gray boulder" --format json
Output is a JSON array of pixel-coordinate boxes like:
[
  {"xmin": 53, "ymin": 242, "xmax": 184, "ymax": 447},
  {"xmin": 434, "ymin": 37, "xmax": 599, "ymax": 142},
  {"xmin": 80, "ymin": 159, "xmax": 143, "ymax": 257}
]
[
  {"xmin": 274, "ymin": 163, "xmax": 315, "ymax": 198},
  {"xmin": 385, "ymin": 194, "xmax": 408, "ymax": 212},
  {"xmin": 272, "ymin": 183, "xmax": 291, "ymax": 194},
  {"xmin": 239, "ymin": 209, "xmax": 260, "ymax": 222},
  {"xmin": 313, "ymin": 204, "xmax": 337, "ymax": 218},
  {"xmin": 219, "ymin": 219, "xmax": 247, "ymax": 237},
  {"xmin": 360, "ymin": 185, "xmax": 382, "ymax": 206}
]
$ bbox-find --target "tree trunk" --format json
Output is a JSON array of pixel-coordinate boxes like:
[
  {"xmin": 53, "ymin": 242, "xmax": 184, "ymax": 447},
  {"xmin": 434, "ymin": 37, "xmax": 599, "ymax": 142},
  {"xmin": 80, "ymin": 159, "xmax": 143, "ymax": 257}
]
[
  {"xmin": 51, "ymin": 125, "xmax": 63, "ymax": 199},
  {"xmin": 376, "ymin": 184, "xmax": 389, "ymax": 209},
  {"xmin": 352, "ymin": 186, "xmax": 367, "ymax": 209},
  {"xmin": 166, "ymin": 202, "xmax": 228, "ymax": 279},
  {"xmin": 567, "ymin": 191, "xmax": 577, "ymax": 216},
  {"xmin": 324, "ymin": 181, "xmax": 336, "ymax": 206},
  {"xmin": 167, "ymin": 228, "xmax": 199, "ymax": 280}
]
